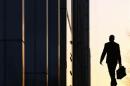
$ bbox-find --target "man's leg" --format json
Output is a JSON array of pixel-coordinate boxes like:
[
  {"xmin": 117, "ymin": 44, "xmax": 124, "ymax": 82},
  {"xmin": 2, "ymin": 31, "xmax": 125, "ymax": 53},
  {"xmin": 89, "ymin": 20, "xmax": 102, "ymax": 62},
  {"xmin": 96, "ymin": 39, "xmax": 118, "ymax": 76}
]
[{"xmin": 107, "ymin": 63, "xmax": 117, "ymax": 86}]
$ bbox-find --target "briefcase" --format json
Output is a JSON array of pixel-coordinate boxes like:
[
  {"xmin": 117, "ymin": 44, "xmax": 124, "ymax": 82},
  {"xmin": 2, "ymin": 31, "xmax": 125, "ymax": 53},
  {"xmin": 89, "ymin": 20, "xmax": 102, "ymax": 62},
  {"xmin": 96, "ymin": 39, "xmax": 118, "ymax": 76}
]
[{"xmin": 116, "ymin": 66, "xmax": 126, "ymax": 79}]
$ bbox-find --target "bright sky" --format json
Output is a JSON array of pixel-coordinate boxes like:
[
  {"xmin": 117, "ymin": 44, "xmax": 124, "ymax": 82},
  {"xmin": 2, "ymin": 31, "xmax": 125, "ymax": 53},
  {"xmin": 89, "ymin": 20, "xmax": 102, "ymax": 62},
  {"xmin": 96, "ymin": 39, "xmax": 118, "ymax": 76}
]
[
  {"xmin": 66, "ymin": 0, "xmax": 72, "ymax": 86},
  {"xmin": 90, "ymin": 0, "xmax": 130, "ymax": 86}
]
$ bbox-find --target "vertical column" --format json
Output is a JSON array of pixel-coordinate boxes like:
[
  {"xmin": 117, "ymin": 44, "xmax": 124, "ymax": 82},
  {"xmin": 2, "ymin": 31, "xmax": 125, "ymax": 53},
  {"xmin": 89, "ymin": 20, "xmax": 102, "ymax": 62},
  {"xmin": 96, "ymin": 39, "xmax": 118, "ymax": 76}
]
[
  {"xmin": 6, "ymin": 0, "xmax": 22, "ymax": 85},
  {"xmin": 25, "ymin": 0, "xmax": 47, "ymax": 85},
  {"xmin": 73, "ymin": 0, "xmax": 90, "ymax": 86},
  {"xmin": 22, "ymin": 0, "xmax": 25, "ymax": 86},
  {"xmin": 0, "ymin": 0, "xmax": 5, "ymax": 85},
  {"xmin": 60, "ymin": 0, "xmax": 66, "ymax": 86},
  {"xmin": 2, "ymin": 0, "xmax": 22, "ymax": 86},
  {"xmin": 48, "ymin": 0, "xmax": 58, "ymax": 86}
]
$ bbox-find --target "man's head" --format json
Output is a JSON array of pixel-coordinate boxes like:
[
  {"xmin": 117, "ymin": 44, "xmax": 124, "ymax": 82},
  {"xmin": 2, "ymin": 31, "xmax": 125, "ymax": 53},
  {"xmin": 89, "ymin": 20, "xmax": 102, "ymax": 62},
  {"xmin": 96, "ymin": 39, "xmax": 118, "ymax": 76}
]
[{"xmin": 109, "ymin": 35, "xmax": 115, "ymax": 42}]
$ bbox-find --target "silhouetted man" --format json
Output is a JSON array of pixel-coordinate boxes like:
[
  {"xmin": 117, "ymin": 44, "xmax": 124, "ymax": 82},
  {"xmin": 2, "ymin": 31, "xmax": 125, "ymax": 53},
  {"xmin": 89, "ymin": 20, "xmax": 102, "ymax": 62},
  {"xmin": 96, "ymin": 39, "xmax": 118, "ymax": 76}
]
[{"xmin": 100, "ymin": 35, "xmax": 122, "ymax": 86}]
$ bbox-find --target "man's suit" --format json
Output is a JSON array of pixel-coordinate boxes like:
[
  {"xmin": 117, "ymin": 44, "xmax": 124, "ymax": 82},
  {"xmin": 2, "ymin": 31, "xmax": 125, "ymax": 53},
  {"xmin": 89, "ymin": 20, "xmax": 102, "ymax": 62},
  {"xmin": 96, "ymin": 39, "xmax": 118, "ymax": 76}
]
[{"xmin": 100, "ymin": 41, "xmax": 122, "ymax": 86}]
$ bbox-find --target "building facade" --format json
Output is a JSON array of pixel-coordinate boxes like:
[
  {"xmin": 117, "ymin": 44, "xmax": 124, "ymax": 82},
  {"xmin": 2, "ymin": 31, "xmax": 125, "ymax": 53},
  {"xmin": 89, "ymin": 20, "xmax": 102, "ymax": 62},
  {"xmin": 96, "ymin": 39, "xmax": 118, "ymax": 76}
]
[{"xmin": 0, "ymin": 0, "xmax": 89, "ymax": 86}]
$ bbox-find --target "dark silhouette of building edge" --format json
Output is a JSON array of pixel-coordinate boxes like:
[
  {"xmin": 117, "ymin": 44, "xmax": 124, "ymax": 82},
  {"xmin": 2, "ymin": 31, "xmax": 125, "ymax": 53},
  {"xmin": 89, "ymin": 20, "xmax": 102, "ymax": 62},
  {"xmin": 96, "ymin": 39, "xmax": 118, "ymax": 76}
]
[
  {"xmin": 0, "ymin": 0, "xmax": 90, "ymax": 86},
  {"xmin": 73, "ymin": 0, "xmax": 90, "ymax": 86}
]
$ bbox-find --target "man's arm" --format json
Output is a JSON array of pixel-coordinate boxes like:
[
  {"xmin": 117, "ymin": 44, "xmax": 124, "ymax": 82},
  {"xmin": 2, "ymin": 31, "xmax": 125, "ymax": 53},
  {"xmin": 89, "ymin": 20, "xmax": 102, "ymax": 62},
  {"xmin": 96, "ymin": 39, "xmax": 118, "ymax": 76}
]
[
  {"xmin": 100, "ymin": 44, "xmax": 107, "ymax": 64},
  {"xmin": 117, "ymin": 44, "xmax": 122, "ymax": 66}
]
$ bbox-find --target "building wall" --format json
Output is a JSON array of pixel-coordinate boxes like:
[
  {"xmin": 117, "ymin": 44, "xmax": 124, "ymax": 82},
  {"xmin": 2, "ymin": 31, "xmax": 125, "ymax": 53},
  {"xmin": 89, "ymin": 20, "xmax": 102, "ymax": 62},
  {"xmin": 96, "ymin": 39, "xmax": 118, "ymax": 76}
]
[
  {"xmin": 60, "ymin": 0, "xmax": 67, "ymax": 86},
  {"xmin": 0, "ymin": 0, "xmax": 22, "ymax": 86},
  {"xmin": 0, "ymin": 0, "xmax": 90, "ymax": 86},
  {"xmin": 73, "ymin": 0, "xmax": 90, "ymax": 86},
  {"xmin": 25, "ymin": 0, "xmax": 47, "ymax": 85}
]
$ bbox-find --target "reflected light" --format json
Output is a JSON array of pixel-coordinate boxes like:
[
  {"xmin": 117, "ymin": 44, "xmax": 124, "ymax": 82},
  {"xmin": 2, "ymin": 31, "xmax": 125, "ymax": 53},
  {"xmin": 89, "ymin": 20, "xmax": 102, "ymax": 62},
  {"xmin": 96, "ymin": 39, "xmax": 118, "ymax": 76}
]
[{"xmin": 22, "ymin": 0, "xmax": 25, "ymax": 86}]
